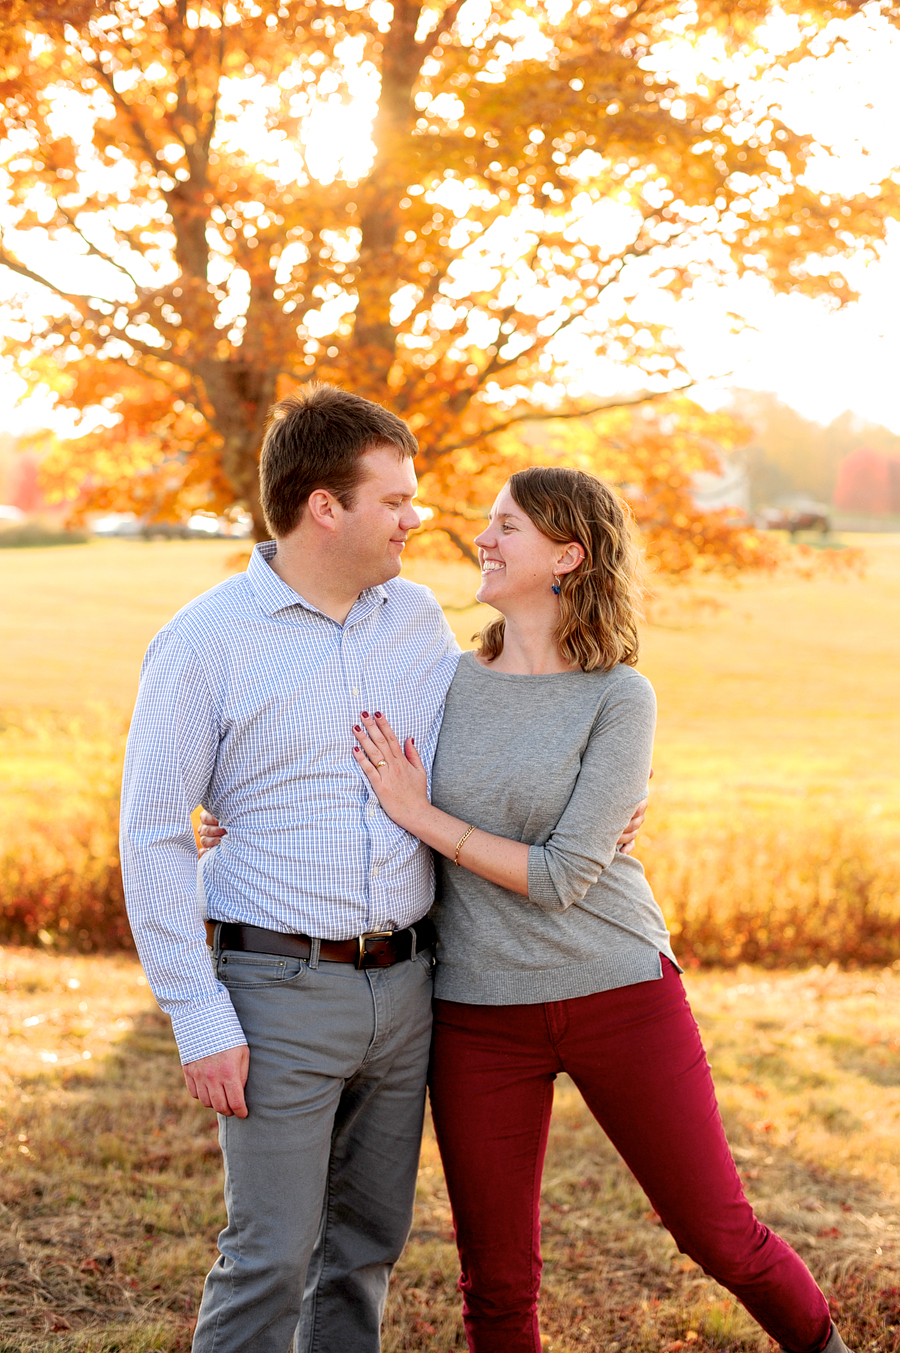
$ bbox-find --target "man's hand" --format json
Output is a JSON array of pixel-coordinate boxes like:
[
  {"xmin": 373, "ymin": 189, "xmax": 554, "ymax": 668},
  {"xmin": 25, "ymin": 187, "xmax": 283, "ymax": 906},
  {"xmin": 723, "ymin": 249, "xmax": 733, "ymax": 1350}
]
[
  {"xmin": 198, "ymin": 808, "xmax": 226, "ymax": 857},
  {"xmin": 183, "ymin": 1045, "xmax": 250, "ymax": 1118},
  {"xmin": 616, "ymin": 770, "xmax": 654, "ymax": 856}
]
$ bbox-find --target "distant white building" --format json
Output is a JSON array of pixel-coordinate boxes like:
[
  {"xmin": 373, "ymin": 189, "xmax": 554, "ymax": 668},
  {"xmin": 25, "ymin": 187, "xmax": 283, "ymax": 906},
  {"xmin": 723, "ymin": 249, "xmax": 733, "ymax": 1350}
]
[{"xmin": 691, "ymin": 454, "xmax": 750, "ymax": 514}]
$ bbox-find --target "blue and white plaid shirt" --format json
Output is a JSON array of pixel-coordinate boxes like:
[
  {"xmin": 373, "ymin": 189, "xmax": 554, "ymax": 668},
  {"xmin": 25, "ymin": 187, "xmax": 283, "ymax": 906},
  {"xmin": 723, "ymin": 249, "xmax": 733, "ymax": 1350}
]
[{"xmin": 120, "ymin": 541, "xmax": 460, "ymax": 1063}]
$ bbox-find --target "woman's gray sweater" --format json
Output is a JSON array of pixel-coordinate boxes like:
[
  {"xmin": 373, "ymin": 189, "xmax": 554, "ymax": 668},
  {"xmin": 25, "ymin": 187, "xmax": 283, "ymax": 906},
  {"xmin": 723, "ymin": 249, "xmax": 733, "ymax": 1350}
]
[{"xmin": 430, "ymin": 650, "xmax": 680, "ymax": 1005}]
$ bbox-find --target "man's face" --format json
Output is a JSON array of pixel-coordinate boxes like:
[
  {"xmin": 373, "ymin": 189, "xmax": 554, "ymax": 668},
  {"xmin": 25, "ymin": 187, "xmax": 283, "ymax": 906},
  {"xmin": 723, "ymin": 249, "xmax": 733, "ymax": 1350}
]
[{"xmin": 335, "ymin": 446, "xmax": 421, "ymax": 588}]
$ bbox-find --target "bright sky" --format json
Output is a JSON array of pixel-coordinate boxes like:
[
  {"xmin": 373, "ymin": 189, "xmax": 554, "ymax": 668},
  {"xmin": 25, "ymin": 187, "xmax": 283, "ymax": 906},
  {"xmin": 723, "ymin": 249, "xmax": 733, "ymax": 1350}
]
[
  {"xmin": 595, "ymin": 9, "xmax": 900, "ymax": 430},
  {"xmin": 1, "ymin": 5, "xmax": 899, "ymax": 437}
]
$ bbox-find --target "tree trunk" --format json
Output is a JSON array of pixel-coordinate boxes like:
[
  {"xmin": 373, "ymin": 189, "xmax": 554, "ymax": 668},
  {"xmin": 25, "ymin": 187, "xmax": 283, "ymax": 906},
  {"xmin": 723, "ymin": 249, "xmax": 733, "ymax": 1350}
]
[
  {"xmin": 352, "ymin": 0, "xmax": 426, "ymax": 383},
  {"xmin": 195, "ymin": 358, "xmax": 277, "ymax": 539}
]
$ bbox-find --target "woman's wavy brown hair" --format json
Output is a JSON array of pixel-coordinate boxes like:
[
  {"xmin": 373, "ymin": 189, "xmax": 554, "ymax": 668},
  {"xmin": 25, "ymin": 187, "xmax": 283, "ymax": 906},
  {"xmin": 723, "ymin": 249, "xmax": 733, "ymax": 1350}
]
[{"xmin": 475, "ymin": 466, "xmax": 645, "ymax": 673}]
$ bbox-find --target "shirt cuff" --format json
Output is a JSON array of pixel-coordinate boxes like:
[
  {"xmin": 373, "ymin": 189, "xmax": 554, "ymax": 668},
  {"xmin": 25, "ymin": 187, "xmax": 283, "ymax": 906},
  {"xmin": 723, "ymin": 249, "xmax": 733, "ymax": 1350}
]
[
  {"xmin": 169, "ymin": 994, "xmax": 248, "ymax": 1065},
  {"xmin": 527, "ymin": 846, "xmax": 567, "ymax": 913}
]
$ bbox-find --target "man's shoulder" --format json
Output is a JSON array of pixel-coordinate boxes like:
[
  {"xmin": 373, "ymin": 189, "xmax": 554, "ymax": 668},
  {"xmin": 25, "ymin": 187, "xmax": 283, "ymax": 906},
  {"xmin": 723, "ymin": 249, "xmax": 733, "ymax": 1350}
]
[
  {"xmin": 381, "ymin": 576, "xmax": 448, "ymax": 625},
  {"xmin": 154, "ymin": 574, "xmax": 254, "ymax": 649},
  {"xmin": 384, "ymin": 575, "xmax": 444, "ymax": 610},
  {"xmin": 376, "ymin": 578, "xmax": 460, "ymax": 668}
]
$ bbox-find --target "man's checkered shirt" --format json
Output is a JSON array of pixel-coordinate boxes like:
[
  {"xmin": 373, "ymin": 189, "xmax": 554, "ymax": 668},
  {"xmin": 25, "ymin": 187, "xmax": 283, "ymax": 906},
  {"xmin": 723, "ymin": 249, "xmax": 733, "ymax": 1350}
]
[{"xmin": 120, "ymin": 541, "xmax": 460, "ymax": 1064}]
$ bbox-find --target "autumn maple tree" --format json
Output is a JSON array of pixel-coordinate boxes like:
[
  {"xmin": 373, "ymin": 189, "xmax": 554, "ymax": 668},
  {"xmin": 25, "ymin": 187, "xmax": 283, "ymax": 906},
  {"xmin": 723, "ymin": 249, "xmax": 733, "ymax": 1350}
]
[{"xmin": 0, "ymin": 0, "xmax": 897, "ymax": 567}]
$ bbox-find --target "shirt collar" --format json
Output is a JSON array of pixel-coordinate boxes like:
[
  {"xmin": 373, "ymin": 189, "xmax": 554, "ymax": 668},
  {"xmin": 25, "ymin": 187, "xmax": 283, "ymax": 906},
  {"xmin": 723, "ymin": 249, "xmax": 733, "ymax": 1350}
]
[{"xmin": 246, "ymin": 540, "xmax": 389, "ymax": 621}]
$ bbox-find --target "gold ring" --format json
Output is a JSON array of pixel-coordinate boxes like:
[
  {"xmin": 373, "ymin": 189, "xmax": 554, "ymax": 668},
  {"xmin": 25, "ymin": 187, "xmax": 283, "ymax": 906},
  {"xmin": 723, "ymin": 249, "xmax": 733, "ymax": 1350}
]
[{"xmin": 375, "ymin": 760, "xmax": 387, "ymax": 768}]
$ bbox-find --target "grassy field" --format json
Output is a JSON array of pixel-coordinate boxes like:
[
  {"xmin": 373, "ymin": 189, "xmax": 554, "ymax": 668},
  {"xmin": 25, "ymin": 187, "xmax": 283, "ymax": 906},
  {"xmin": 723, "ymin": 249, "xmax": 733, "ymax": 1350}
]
[
  {"xmin": 411, "ymin": 540, "xmax": 900, "ymax": 826},
  {"xmin": 1, "ymin": 534, "xmax": 898, "ymax": 818},
  {"xmin": 0, "ymin": 947, "xmax": 897, "ymax": 1352},
  {"xmin": 2, "ymin": 534, "xmax": 898, "ymax": 960}
]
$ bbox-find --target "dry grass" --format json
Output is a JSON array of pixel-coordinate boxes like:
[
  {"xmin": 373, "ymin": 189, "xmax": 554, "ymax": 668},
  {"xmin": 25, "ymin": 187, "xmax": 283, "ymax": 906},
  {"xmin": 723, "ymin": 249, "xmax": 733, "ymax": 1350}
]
[
  {"xmin": 1, "ymin": 949, "xmax": 898, "ymax": 1352},
  {"xmin": 0, "ymin": 714, "xmax": 129, "ymax": 951},
  {"xmin": 3, "ymin": 714, "xmax": 898, "ymax": 964},
  {"xmin": 644, "ymin": 813, "xmax": 900, "ymax": 969},
  {"xmin": 0, "ymin": 950, "xmax": 219, "ymax": 1352},
  {"xmin": 638, "ymin": 536, "xmax": 900, "ymax": 834}
]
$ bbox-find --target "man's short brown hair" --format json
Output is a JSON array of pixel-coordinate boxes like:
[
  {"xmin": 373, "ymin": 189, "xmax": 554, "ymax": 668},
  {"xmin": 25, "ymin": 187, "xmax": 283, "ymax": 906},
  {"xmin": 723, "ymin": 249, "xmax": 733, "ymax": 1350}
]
[{"xmin": 259, "ymin": 384, "xmax": 418, "ymax": 538}]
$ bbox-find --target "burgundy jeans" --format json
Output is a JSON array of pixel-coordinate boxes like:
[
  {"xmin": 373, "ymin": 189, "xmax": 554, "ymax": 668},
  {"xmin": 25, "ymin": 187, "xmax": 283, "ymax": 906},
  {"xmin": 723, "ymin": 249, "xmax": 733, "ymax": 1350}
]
[{"xmin": 429, "ymin": 959, "xmax": 831, "ymax": 1353}]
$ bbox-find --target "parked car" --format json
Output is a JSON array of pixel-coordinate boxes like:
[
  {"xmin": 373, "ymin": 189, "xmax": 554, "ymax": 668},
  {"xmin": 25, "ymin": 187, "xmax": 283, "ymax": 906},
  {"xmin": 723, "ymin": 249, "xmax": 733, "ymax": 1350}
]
[
  {"xmin": 90, "ymin": 512, "xmax": 144, "ymax": 537},
  {"xmin": 755, "ymin": 502, "xmax": 831, "ymax": 537},
  {"xmin": 91, "ymin": 508, "xmax": 254, "ymax": 539}
]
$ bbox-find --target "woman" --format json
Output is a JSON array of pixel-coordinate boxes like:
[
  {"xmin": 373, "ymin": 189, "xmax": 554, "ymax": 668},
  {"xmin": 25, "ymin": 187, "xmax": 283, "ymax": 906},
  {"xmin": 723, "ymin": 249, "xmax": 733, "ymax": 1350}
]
[{"xmin": 203, "ymin": 467, "xmax": 849, "ymax": 1353}]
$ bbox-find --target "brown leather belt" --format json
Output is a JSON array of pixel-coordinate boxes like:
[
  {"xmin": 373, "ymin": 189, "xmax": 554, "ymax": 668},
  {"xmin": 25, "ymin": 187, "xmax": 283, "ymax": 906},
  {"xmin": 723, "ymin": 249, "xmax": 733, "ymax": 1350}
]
[{"xmin": 205, "ymin": 917, "xmax": 436, "ymax": 970}]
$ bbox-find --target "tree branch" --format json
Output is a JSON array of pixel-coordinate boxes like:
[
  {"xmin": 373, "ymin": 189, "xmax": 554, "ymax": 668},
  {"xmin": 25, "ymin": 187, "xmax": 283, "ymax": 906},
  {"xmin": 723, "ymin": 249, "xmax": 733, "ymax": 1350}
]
[
  {"xmin": 422, "ymin": 0, "xmax": 466, "ymax": 49},
  {"xmin": 475, "ymin": 293, "xmax": 535, "ymax": 385},
  {"xmin": 479, "ymin": 301, "xmax": 588, "ymax": 382},
  {"xmin": 88, "ymin": 57, "xmax": 159, "ymax": 167},
  {"xmin": 454, "ymin": 228, "xmax": 665, "ymax": 411},
  {"xmin": 56, "ymin": 209, "xmax": 144, "ymax": 294},
  {"xmin": 430, "ymin": 523, "xmax": 480, "ymax": 566},
  {"xmin": 0, "ymin": 247, "xmax": 111, "ymax": 310},
  {"xmin": 613, "ymin": 0, "xmax": 652, "ymax": 42},
  {"xmin": 437, "ymin": 383, "xmax": 695, "ymax": 455}
]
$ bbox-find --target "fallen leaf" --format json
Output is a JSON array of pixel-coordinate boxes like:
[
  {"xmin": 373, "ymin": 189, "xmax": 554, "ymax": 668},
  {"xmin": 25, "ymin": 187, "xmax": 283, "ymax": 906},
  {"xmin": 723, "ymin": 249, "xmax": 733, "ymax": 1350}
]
[{"xmin": 43, "ymin": 1313, "xmax": 72, "ymax": 1331}]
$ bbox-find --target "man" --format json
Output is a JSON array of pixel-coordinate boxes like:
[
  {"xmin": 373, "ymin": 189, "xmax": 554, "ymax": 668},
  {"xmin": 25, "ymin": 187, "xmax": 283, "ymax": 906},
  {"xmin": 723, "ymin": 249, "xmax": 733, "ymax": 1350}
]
[{"xmin": 121, "ymin": 384, "xmax": 645, "ymax": 1353}]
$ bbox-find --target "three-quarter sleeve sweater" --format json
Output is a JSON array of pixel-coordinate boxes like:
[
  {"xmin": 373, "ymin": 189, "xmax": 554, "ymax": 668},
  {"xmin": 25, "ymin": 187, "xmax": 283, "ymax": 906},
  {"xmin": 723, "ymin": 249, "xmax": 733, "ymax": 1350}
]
[{"xmin": 429, "ymin": 650, "xmax": 680, "ymax": 1005}]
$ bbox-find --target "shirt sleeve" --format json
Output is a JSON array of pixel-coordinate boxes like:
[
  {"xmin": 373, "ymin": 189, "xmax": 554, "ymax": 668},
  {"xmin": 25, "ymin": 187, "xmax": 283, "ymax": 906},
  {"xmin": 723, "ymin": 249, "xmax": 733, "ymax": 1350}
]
[
  {"xmin": 120, "ymin": 627, "xmax": 248, "ymax": 1063},
  {"xmin": 526, "ymin": 672, "xmax": 656, "ymax": 913}
]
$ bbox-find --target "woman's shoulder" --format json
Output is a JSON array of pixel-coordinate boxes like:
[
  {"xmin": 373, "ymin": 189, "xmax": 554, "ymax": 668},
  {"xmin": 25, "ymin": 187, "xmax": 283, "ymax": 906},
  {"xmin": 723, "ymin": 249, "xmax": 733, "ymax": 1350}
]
[
  {"xmin": 449, "ymin": 649, "xmax": 479, "ymax": 680},
  {"xmin": 450, "ymin": 650, "xmax": 654, "ymax": 699},
  {"xmin": 595, "ymin": 663, "xmax": 656, "ymax": 712},
  {"xmin": 602, "ymin": 662, "xmax": 655, "ymax": 692}
]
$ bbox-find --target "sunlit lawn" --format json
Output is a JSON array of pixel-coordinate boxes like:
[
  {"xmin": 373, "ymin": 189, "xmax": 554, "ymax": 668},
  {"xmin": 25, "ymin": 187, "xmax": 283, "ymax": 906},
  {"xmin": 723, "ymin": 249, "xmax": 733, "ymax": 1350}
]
[
  {"xmin": 1, "ymin": 533, "xmax": 898, "ymax": 829},
  {"xmin": 0, "ymin": 539, "xmax": 241, "ymax": 717},
  {"xmin": 411, "ymin": 538, "xmax": 900, "ymax": 830}
]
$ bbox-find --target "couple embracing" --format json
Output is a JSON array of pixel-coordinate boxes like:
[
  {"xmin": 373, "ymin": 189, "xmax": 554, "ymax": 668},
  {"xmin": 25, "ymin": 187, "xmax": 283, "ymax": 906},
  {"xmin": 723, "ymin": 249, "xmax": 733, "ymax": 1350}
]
[{"xmin": 121, "ymin": 384, "xmax": 848, "ymax": 1353}]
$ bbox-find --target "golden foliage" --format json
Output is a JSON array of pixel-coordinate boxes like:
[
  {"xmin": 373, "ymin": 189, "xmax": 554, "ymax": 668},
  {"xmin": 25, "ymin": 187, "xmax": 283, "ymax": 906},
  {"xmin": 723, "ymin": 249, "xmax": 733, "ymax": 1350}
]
[
  {"xmin": 412, "ymin": 398, "xmax": 865, "ymax": 577},
  {"xmin": 0, "ymin": 0, "xmax": 897, "ymax": 571}
]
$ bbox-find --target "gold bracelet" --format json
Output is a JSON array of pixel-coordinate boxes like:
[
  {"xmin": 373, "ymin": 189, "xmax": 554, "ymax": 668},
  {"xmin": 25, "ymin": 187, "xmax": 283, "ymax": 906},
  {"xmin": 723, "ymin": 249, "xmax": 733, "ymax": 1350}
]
[{"xmin": 454, "ymin": 823, "xmax": 476, "ymax": 866}]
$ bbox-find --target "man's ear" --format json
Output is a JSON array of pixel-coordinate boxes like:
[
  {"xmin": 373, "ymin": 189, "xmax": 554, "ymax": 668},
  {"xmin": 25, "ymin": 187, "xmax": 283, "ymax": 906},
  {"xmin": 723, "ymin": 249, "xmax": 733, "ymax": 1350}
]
[
  {"xmin": 306, "ymin": 488, "xmax": 342, "ymax": 531},
  {"xmin": 556, "ymin": 541, "xmax": 585, "ymax": 575}
]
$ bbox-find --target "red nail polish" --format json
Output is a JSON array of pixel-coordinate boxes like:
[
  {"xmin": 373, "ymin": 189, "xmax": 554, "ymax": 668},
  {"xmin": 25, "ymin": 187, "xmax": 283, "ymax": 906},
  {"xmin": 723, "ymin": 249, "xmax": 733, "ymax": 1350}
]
[
  {"xmin": 361, "ymin": 711, "xmax": 370, "ymax": 719},
  {"xmin": 374, "ymin": 712, "xmax": 383, "ymax": 719},
  {"xmin": 353, "ymin": 725, "xmax": 361, "ymax": 733}
]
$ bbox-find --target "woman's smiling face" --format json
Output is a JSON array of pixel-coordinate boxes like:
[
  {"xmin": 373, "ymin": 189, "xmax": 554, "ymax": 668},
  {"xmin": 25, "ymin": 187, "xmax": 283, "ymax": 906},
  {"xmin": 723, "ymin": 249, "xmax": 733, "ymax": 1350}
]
[{"xmin": 474, "ymin": 483, "xmax": 566, "ymax": 610}]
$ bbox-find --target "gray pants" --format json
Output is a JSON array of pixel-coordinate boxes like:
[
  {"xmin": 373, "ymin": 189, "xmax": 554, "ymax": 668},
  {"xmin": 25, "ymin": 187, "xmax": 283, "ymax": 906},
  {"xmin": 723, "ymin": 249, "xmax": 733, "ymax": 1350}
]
[{"xmin": 191, "ymin": 943, "xmax": 435, "ymax": 1353}]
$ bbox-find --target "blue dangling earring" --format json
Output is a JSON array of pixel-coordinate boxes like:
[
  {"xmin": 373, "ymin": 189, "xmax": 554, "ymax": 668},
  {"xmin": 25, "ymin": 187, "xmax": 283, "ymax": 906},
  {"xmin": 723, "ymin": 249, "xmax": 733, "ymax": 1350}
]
[{"xmin": 551, "ymin": 576, "xmax": 561, "ymax": 595}]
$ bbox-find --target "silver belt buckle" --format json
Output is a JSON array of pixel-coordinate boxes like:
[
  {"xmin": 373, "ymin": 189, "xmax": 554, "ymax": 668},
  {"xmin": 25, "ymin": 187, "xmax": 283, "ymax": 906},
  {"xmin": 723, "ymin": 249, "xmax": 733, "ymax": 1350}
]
[{"xmin": 356, "ymin": 930, "xmax": 395, "ymax": 969}]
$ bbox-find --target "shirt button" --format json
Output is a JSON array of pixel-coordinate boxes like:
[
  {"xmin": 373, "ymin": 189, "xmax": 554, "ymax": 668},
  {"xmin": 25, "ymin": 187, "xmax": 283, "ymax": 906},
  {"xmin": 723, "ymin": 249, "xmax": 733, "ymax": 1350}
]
[
  {"xmin": 351, "ymin": 687, "xmax": 360, "ymax": 696},
  {"xmin": 367, "ymin": 802, "xmax": 376, "ymax": 817},
  {"xmin": 371, "ymin": 865, "xmax": 380, "ymax": 878}
]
